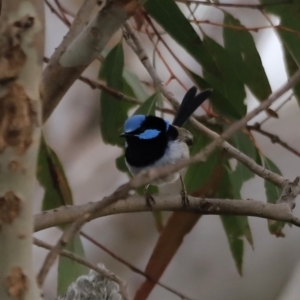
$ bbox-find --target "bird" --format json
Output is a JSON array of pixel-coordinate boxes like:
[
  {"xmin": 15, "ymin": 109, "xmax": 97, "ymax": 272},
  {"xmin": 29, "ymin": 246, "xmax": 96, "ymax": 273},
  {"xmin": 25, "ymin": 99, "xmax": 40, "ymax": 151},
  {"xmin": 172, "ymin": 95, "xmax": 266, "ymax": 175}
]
[{"xmin": 120, "ymin": 86, "xmax": 212, "ymax": 206}]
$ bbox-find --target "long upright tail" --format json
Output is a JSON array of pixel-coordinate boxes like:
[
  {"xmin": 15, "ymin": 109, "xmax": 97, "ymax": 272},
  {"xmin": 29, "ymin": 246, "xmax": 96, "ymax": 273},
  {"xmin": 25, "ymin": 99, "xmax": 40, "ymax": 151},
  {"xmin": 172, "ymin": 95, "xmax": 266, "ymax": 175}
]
[{"xmin": 172, "ymin": 86, "xmax": 212, "ymax": 127}]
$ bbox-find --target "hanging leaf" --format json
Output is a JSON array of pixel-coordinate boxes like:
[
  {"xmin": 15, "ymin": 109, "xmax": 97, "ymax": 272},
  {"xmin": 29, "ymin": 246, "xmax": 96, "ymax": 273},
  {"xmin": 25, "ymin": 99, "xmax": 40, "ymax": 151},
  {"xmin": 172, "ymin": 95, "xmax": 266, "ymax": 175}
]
[
  {"xmin": 99, "ymin": 42, "xmax": 134, "ymax": 146},
  {"xmin": 216, "ymin": 169, "xmax": 253, "ymax": 275},
  {"xmin": 228, "ymin": 130, "xmax": 256, "ymax": 199},
  {"xmin": 123, "ymin": 69, "xmax": 149, "ymax": 101},
  {"xmin": 283, "ymin": 45, "xmax": 300, "ymax": 107},
  {"xmin": 186, "ymin": 67, "xmax": 243, "ymax": 120},
  {"xmin": 37, "ymin": 136, "xmax": 73, "ymax": 211},
  {"xmin": 260, "ymin": 1, "xmax": 300, "ymax": 65},
  {"xmin": 144, "ymin": 0, "xmax": 218, "ymax": 73},
  {"xmin": 202, "ymin": 35, "xmax": 247, "ymax": 118},
  {"xmin": 223, "ymin": 13, "xmax": 272, "ymax": 101},
  {"xmin": 261, "ymin": 155, "xmax": 285, "ymax": 237},
  {"xmin": 133, "ymin": 92, "xmax": 161, "ymax": 116},
  {"xmin": 57, "ymin": 233, "xmax": 88, "ymax": 296}
]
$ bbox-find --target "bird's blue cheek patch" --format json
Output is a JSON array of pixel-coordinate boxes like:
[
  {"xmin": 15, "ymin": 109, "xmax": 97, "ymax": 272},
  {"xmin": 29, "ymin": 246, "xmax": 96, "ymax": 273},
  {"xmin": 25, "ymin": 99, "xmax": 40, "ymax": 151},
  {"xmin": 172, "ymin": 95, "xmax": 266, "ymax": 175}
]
[
  {"xmin": 124, "ymin": 115, "xmax": 146, "ymax": 133},
  {"xmin": 136, "ymin": 129, "xmax": 160, "ymax": 139}
]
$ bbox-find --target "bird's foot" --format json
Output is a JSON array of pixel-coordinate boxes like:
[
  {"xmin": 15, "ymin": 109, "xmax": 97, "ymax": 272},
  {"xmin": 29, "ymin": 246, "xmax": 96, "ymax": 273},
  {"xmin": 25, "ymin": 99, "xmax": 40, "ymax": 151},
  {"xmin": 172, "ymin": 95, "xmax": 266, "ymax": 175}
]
[
  {"xmin": 179, "ymin": 174, "xmax": 189, "ymax": 207},
  {"xmin": 145, "ymin": 192, "xmax": 155, "ymax": 207},
  {"xmin": 144, "ymin": 185, "xmax": 155, "ymax": 207},
  {"xmin": 180, "ymin": 189, "xmax": 189, "ymax": 207}
]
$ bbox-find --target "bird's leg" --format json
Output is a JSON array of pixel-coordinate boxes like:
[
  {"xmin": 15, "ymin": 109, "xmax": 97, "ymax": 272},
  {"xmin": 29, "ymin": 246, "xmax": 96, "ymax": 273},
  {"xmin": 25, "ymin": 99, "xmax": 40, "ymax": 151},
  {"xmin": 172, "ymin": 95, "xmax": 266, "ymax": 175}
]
[
  {"xmin": 180, "ymin": 174, "xmax": 189, "ymax": 207},
  {"xmin": 144, "ymin": 184, "xmax": 155, "ymax": 207}
]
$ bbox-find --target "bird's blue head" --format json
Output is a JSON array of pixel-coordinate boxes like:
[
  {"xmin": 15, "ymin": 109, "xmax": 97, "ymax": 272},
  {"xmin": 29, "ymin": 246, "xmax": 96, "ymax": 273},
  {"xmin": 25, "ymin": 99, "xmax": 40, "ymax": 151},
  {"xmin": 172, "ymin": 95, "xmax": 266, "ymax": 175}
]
[{"xmin": 121, "ymin": 114, "xmax": 169, "ymax": 140}]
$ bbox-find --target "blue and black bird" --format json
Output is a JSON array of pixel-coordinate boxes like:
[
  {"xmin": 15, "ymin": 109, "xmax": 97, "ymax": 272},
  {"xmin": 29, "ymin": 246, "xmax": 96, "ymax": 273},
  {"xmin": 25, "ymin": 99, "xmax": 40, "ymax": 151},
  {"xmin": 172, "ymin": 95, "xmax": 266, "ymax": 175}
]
[{"xmin": 120, "ymin": 87, "xmax": 212, "ymax": 205}]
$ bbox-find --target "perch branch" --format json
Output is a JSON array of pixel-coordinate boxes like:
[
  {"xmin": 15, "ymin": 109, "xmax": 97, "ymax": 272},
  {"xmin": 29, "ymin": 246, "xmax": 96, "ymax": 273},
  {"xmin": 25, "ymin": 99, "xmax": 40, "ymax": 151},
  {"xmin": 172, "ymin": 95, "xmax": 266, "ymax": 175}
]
[{"xmin": 34, "ymin": 195, "xmax": 300, "ymax": 232}]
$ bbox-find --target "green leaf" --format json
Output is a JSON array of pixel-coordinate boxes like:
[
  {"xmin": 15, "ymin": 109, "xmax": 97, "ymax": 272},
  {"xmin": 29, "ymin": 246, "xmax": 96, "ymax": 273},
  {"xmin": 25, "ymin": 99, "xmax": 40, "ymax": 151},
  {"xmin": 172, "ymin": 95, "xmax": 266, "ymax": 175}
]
[
  {"xmin": 202, "ymin": 35, "xmax": 247, "ymax": 118},
  {"xmin": 184, "ymin": 124, "xmax": 222, "ymax": 193},
  {"xmin": 186, "ymin": 68, "xmax": 243, "ymax": 119},
  {"xmin": 37, "ymin": 136, "xmax": 73, "ymax": 211},
  {"xmin": 99, "ymin": 42, "xmax": 134, "ymax": 146},
  {"xmin": 283, "ymin": 45, "xmax": 300, "ymax": 107},
  {"xmin": 216, "ymin": 170, "xmax": 252, "ymax": 275},
  {"xmin": 228, "ymin": 131, "xmax": 256, "ymax": 199},
  {"xmin": 260, "ymin": 1, "xmax": 300, "ymax": 65},
  {"xmin": 123, "ymin": 69, "xmax": 149, "ymax": 101},
  {"xmin": 144, "ymin": 0, "xmax": 218, "ymax": 73},
  {"xmin": 57, "ymin": 233, "xmax": 88, "ymax": 296},
  {"xmin": 220, "ymin": 215, "xmax": 244, "ymax": 275},
  {"xmin": 223, "ymin": 13, "xmax": 272, "ymax": 101},
  {"xmin": 133, "ymin": 92, "xmax": 161, "ymax": 116},
  {"xmin": 261, "ymin": 155, "xmax": 285, "ymax": 237}
]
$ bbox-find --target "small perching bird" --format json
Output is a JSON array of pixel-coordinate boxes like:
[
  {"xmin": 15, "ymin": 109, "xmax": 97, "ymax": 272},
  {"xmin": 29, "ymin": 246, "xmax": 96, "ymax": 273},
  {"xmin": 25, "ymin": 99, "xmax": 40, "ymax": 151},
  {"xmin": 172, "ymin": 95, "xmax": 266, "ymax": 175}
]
[{"xmin": 120, "ymin": 87, "xmax": 212, "ymax": 205}]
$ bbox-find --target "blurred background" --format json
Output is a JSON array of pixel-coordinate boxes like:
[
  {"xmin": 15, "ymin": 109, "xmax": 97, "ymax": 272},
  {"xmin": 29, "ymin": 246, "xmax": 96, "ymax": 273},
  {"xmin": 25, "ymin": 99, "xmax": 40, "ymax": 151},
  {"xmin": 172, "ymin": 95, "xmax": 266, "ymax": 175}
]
[{"xmin": 34, "ymin": 0, "xmax": 300, "ymax": 299}]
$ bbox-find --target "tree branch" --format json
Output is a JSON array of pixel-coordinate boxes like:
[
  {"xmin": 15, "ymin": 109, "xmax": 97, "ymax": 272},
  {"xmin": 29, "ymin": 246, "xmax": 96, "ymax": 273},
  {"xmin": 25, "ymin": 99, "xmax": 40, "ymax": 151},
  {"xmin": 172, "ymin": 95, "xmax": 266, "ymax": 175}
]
[
  {"xmin": 41, "ymin": 0, "xmax": 147, "ymax": 122},
  {"xmin": 248, "ymin": 123, "xmax": 300, "ymax": 158},
  {"xmin": 34, "ymin": 195, "xmax": 300, "ymax": 232}
]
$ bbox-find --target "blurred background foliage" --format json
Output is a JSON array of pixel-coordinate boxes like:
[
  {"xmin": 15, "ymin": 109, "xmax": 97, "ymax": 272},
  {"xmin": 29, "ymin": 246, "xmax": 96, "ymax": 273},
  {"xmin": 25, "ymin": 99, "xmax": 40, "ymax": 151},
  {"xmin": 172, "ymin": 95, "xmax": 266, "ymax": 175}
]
[{"xmin": 37, "ymin": 1, "xmax": 300, "ymax": 299}]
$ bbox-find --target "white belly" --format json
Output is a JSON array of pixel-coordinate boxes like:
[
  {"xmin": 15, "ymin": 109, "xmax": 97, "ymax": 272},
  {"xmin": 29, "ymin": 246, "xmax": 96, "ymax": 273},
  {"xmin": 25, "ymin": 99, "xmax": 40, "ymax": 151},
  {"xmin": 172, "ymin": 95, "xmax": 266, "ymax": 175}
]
[{"xmin": 126, "ymin": 140, "xmax": 189, "ymax": 186}]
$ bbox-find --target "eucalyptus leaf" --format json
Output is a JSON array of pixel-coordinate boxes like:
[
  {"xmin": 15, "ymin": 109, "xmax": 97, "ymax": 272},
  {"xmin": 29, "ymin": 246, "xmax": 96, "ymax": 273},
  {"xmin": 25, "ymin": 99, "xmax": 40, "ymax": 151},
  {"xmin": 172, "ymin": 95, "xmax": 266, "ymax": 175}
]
[
  {"xmin": 99, "ymin": 42, "xmax": 134, "ymax": 146},
  {"xmin": 217, "ymin": 170, "xmax": 253, "ymax": 275},
  {"xmin": 57, "ymin": 233, "xmax": 88, "ymax": 296},
  {"xmin": 223, "ymin": 13, "xmax": 271, "ymax": 101},
  {"xmin": 261, "ymin": 155, "xmax": 285, "ymax": 236},
  {"xmin": 134, "ymin": 92, "xmax": 161, "ymax": 116},
  {"xmin": 37, "ymin": 136, "xmax": 73, "ymax": 211}
]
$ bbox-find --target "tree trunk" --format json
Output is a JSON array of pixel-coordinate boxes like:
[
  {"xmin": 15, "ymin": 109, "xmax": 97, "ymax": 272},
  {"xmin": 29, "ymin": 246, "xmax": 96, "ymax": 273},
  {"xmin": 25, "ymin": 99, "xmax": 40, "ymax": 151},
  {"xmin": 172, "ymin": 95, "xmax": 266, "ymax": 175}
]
[{"xmin": 0, "ymin": 1, "xmax": 44, "ymax": 300}]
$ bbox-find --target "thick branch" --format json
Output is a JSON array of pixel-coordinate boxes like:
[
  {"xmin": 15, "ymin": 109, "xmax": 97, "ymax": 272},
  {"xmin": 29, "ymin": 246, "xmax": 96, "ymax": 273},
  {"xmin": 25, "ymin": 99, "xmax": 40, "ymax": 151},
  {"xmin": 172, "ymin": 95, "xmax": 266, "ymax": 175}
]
[
  {"xmin": 41, "ymin": 0, "xmax": 147, "ymax": 122},
  {"xmin": 34, "ymin": 195, "xmax": 300, "ymax": 232}
]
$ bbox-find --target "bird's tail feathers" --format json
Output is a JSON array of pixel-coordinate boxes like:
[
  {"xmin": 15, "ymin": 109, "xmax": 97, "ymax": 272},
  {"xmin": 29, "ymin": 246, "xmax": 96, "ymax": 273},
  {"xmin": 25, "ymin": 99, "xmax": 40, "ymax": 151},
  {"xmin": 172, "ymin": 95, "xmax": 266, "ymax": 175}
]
[{"xmin": 172, "ymin": 86, "xmax": 212, "ymax": 127}]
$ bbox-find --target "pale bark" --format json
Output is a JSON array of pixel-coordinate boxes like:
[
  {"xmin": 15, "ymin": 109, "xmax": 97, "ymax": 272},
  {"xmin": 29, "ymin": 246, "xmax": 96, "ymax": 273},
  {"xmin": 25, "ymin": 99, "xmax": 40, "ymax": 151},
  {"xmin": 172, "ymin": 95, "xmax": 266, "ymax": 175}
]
[
  {"xmin": 41, "ymin": 0, "xmax": 147, "ymax": 122},
  {"xmin": 0, "ymin": 1, "xmax": 44, "ymax": 300}
]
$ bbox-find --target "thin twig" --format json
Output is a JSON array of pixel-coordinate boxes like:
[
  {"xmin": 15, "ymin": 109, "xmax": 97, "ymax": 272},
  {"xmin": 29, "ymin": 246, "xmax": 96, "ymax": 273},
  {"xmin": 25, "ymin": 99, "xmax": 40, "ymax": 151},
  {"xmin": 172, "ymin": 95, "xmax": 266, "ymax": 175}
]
[
  {"xmin": 260, "ymin": 94, "xmax": 293, "ymax": 125},
  {"xmin": 175, "ymin": 0, "xmax": 292, "ymax": 9},
  {"xmin": 190, "ymin": 19, "xmax": 300, "ymax": 37},
  {"xmin": 34, "ymin": 195, "xmax": 300, "ymax": 232},
  {"xmin": 34, "ymin": 238, "xmax": 130, "ymax": 300},
  {"xmin": 80, "ymin": 231, "xmax": 195, "ymax": 300},
  {"xmin": 44, "ymin": 0, "xmax": 71, "ymax": 27},
  {"xmin": 248, "ymin": 123, "xmax": 300, "ymax": 158}
]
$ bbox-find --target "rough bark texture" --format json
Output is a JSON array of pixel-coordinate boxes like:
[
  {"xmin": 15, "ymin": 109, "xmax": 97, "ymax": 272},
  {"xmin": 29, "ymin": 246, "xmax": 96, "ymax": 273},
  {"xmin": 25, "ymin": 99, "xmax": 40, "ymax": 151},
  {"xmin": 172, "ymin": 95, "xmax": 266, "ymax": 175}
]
[{"xmin": 0, "ymin": 1, "xmax": 44, "ymax": 300}]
